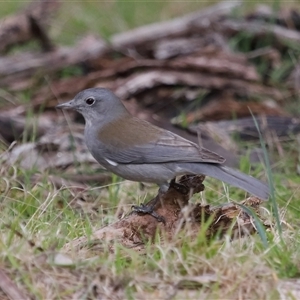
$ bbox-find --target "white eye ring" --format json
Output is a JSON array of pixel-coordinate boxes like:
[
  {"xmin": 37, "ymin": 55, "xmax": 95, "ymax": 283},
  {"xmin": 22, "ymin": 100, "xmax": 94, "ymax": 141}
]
[{"xmin": 85, "ymin": 97, "xmax": 95, "ymax": 105}]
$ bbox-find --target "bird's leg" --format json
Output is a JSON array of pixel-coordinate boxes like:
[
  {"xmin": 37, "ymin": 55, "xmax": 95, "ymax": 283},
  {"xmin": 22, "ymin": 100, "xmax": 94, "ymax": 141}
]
[
  {"xmin": 131, "ymin": 194, "xmax": 165, "ymax": 223},
  {"xmin": 131, "ymin": 178, "xmax": 190, "ymax": 223}
]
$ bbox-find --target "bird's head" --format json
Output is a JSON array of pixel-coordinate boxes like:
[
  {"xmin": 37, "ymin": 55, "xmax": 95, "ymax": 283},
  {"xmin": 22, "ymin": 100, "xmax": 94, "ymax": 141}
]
[{"xmin": 56, "ymin": 88, "xmax": 129, "ymax": 124}]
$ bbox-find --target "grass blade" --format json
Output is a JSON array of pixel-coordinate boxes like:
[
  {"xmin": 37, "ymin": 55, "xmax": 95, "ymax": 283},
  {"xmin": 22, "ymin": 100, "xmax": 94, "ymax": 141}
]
[
  {"xmin": 234, "ymin": 202, "xmax": 268, "ymax": 249},
  {"xmin": 250, "ymin": 112, "xmax": 281, "ymax": 235}
]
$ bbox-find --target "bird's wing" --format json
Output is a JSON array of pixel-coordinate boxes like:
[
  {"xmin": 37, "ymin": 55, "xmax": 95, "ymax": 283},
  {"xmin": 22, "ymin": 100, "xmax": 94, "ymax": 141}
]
[{"xmin": 99, "ymin": 118, "xmax": 225, "ymax": 165}]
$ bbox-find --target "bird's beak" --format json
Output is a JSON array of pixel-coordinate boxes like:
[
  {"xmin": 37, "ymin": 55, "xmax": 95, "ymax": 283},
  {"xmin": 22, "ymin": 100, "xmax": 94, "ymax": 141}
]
[{"xmin": 56, "ymin": 100, "xmax": 74, "ymax": 110}]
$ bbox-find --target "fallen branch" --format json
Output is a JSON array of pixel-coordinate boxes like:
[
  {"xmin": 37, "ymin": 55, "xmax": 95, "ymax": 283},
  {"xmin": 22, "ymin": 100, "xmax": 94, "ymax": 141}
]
[
  {"xmin": 114, "ymin": 70, "xmax": 282, "ymax": 100},
  {"xmin": 111, "ymin": 0, "xmax": 242, "ymax": 49},
  {"xmin": 0, "ymin": 35, "xmax": 108, "ymax": 83},
  {"xmin": 217, "ymin": 18, "xmax": 300, "ymax": 45},
  {"xmin": 31, "ymin": 50, "xmax": 262, "ymax": 106},
  {"xmin": 190, "ymin": 115, "xmax": 300, "ymax": 141},
  {"xmin": 0, "ymin": 0, "xmax": 60, "ymax": 53},
  {"xmin": 178, "ymin": 93, "xmax": 286, "ymax": 122}
]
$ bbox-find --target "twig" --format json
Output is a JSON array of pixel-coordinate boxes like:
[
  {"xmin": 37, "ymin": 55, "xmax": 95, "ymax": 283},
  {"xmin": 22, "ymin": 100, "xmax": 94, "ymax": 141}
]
[{"xmin": 0, "ymin": 268, "xmax": 30, "ymax": 300}]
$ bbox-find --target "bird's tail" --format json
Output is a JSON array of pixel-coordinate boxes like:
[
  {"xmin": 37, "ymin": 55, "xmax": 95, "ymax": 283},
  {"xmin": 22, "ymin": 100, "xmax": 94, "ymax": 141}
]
[{"xmin": 178, "ymin": 163, "xmax": 270, "ymax": 200}]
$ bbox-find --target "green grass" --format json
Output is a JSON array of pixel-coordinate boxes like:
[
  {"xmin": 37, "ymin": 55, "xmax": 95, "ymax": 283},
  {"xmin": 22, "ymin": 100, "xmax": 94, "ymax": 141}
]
[{"xmin": 1, "ymin": 153, "xmax": 299, "ymax": 298}]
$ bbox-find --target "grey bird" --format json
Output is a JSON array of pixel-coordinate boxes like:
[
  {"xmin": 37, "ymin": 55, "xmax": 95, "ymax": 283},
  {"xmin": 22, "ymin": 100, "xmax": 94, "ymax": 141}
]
[{"xmin": 56, "ymin": 88, "xmax": 270, "ymax": 204}]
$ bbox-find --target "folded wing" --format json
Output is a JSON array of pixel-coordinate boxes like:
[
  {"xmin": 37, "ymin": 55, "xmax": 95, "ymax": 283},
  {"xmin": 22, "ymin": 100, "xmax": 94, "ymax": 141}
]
[{"xmin": 99, "ymin": 117, "xmax": 226, "ymax": 165}]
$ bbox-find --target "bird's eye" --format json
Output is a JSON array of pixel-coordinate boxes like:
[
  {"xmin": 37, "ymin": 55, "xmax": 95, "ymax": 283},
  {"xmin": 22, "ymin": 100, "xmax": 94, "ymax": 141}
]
[{"xmin": 85, "ymin": 97, "xmax": 95, "ymax": 105}]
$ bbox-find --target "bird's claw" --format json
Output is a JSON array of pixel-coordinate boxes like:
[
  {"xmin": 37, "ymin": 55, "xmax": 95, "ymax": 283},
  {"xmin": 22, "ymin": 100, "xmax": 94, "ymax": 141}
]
[{"xmin": 131, "ymin": 204, "xmax": 166, "ymax": 224}]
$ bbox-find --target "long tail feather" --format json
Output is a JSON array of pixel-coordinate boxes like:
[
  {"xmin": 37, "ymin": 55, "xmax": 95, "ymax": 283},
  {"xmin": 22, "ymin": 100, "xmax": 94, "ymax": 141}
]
[{"xmin": 179, "ymin": 163, "xmax": 270, "ymax": 200}]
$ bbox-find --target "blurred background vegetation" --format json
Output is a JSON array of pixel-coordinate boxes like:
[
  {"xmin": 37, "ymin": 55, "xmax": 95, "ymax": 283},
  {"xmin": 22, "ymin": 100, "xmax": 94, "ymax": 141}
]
[{"xmin": 1, "ymin": 0, "xmax": 298, "ymax": 44}]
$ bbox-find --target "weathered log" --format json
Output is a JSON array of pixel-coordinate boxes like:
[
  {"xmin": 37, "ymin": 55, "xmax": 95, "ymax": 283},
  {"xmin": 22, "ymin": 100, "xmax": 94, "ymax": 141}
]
[{"xmin": 64, "ymin": 175, "xmax": 268, "ymax": 254}]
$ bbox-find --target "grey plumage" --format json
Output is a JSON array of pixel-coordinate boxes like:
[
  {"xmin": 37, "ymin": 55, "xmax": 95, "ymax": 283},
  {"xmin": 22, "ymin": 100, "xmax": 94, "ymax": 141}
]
[{"xmin": 56, "ymin": 88, "xmax": 270, "ymax": 200}]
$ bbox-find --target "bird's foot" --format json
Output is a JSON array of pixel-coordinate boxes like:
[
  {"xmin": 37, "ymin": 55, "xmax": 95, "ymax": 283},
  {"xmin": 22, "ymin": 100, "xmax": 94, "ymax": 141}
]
[{"xmin": 131, "ymin": 202, "xmax": 165, "ymax": 224}]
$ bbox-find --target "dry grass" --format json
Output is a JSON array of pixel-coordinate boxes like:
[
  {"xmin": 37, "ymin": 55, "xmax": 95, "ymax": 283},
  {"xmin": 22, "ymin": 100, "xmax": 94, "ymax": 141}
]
[{"xmin": 0, "ymin": 156, "xmax": 299, "ymax": 299}]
